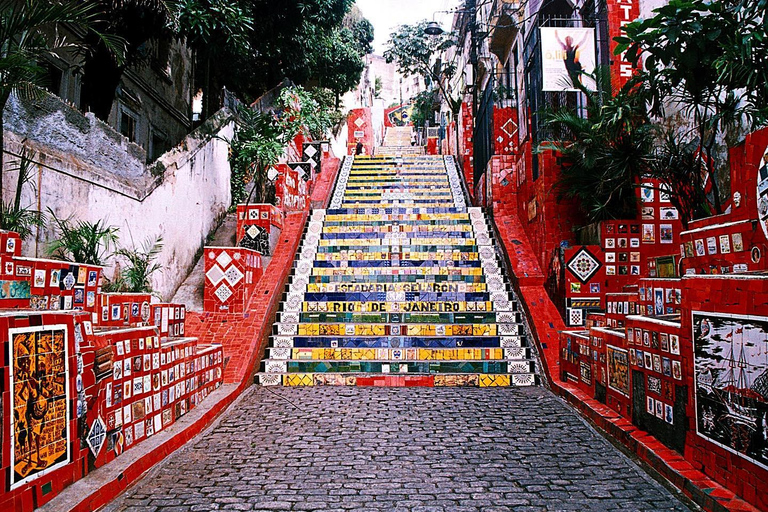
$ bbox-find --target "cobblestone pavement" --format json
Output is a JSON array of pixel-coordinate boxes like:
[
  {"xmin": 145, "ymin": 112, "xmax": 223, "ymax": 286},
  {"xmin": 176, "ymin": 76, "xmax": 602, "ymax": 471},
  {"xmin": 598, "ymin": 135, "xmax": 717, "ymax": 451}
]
[{"xmin": 103, "ymin": 386, "xmax": 693, "ymax": 512}]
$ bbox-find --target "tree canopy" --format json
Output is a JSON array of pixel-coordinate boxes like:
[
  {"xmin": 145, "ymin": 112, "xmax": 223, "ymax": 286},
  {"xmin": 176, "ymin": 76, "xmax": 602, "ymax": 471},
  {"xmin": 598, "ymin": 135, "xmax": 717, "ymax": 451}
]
[
  {"xmin": 73, "ymin": 0, "xmax": 373, "ymax": 121},
  {"xmin": 384, "ymin": 20, "xmax": 458, "ymax": 113}
]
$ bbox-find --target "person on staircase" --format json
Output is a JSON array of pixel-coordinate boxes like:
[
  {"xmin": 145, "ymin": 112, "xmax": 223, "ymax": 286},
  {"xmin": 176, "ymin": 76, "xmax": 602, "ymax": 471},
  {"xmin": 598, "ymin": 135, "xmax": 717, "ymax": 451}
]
[{"xmin": 410, "ymin": 131, "xmax": 417, "ymax": 146}]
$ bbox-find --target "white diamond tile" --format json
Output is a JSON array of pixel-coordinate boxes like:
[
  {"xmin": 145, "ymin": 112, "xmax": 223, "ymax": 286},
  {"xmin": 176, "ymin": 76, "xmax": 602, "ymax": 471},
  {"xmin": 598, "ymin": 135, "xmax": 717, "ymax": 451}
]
[
  {"xmin": 224, "ymin": 266, "xmax": 244, "ymax": 287},
  {"xmin": 214, "ymin": 284, "xmax": 233, "ymax": 302},
  {"xmin": 205, "ymin": 264, "xmax": 225, "ymax": 286},
  {"xmin": 215, "ymin": 251, "xmax": 232, "ymax": 268}
]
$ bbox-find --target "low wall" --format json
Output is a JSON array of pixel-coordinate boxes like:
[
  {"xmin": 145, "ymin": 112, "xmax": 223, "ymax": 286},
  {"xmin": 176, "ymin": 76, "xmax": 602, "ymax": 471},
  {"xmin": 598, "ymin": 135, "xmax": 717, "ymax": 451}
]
[{"xmin": 3, "ymin": 95, "xmax": 234, "ymax": 300}]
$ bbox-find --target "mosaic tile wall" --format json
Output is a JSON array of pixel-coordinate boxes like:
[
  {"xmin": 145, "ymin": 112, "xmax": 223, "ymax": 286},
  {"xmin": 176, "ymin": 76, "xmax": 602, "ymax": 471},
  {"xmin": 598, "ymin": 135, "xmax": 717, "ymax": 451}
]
[
  {"xmin": 258, "ymin": 154, "xmax": 537, "ymax": 387},
  {"xmin": 0, "ymin": 233, "xmax": 224, "ymax": 511}
]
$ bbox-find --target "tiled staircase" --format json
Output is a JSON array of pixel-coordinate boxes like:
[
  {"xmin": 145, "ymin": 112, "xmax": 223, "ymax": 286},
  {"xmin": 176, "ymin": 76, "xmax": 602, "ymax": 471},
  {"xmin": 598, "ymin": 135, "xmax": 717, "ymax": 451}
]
[
  {"xmin": 257, "ymin": 154, "xmax": 537, "ymax": 387},
  {"xmin": 375, "ymin": 126, "xmax": 424, "ymax": 156}
]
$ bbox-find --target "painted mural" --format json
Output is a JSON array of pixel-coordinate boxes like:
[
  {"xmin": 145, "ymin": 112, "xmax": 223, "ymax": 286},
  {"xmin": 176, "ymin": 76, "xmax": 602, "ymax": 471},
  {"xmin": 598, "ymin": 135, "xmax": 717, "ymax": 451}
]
[
  {"xmin": 386, "ymin": 104, "xmax": 413, "ymax": 127},
  {"xmin": 10, "ymin": 325, "xmax": 70, "ymax": 488},
  {"xmin": 694, "ymin": 312, "xmax": 768, "ymax": 469},
  {"xmin": 607, "ymin": 345, "xmax": 630, "ymax": 397}
]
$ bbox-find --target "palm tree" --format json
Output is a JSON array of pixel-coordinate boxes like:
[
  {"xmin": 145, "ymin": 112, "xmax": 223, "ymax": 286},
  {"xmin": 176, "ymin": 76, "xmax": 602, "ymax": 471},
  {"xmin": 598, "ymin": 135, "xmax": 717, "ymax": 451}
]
[
  {"xmin": 0, "ymin": 0, "xmax": 116, "ymax": 198},
  {"xmin": 540, "ymin": 70, "xmax": 655, "ymax": 223}
]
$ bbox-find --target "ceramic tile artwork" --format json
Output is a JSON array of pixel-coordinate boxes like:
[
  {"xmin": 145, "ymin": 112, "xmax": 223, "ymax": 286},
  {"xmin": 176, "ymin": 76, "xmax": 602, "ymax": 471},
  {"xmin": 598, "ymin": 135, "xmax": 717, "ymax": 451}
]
[{"xmin": 260, "ymin": 155, "xmax": 535, "ymax": 388}]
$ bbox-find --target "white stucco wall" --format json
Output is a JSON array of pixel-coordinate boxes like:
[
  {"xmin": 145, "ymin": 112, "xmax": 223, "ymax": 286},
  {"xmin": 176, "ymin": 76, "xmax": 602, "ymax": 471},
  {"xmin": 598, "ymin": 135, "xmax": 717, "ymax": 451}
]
[{"xmin": 4, "ymin": 108, "xmax": 234, "ymax": 301}]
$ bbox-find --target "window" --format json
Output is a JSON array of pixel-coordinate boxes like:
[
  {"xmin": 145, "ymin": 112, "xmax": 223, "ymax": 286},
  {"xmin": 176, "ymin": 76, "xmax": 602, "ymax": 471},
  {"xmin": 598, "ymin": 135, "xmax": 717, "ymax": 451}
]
[
  {"xmin": 148, "ymin": 128, "xmax": 169, "ymax": 162},
  {"xmin": 119, "ymin": 109, "xmax": 137, "ymax": 142},
  {"xmin": 41, "ymin": 61, "xmax": 63, "ymax": 96}
]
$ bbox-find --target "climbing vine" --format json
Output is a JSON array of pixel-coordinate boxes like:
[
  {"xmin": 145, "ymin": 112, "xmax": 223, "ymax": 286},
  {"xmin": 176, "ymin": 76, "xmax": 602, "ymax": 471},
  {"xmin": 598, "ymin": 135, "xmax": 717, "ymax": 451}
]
[{"xmin": 228, "ymin": 86, "xmax": 338, "ymax": 206}]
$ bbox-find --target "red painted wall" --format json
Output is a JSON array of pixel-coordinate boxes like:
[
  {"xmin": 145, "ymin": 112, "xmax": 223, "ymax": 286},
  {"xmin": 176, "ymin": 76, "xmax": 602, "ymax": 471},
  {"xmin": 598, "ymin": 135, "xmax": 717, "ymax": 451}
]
[{"xmin": 347, "ymin": 108, "xmax": 374, "ymax": 156}]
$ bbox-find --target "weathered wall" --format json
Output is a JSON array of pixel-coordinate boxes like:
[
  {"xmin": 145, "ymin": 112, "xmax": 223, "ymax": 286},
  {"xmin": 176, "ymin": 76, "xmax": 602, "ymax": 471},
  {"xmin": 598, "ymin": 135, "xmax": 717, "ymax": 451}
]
[{"xmin": 3, "ymin": 96, "xmax": 234, "ymax": 301}]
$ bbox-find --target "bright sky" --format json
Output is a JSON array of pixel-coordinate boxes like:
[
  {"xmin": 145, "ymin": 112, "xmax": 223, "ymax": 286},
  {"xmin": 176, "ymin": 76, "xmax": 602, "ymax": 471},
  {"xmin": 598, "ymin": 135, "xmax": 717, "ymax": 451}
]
[{"xmin": 356, "ymin": 0, "xmax": 462, "ymax": 55}]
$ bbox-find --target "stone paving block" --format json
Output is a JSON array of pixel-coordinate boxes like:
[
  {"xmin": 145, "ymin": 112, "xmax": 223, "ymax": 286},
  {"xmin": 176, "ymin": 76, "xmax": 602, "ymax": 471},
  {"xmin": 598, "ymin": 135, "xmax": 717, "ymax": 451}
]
[{"xmin": 104, "ymin": 386, "xmax": 692, "ymax": 512}]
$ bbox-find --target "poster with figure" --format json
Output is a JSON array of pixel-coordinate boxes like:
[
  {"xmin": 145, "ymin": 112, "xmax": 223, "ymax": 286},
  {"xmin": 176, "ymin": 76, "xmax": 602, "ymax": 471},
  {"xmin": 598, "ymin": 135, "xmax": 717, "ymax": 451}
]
[
  {"xmin": 607, "ymin": 345, "xmax": 630, "ymax": 397},
  {"xmin": 694, "ymin": 312, "xmax": 768, "ymax": 469},
  {"xmin": 10, "ymin": 325, "xmax": 70, "ymax": 488},
  {"xmin": 757, "ymin": 146, "xmax": 768, "ymax": 240},
  {"xmin": 540, "ymin": 27, "xmax": 596, "ymax": 92}
]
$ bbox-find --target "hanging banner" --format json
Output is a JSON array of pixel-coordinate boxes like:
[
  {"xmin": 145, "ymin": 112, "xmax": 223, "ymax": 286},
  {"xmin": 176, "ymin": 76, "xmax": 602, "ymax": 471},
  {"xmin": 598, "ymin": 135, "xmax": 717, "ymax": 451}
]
[
  {"xmin": 540, "ymin": 27, "xmax": 596, "ymax": 92},
  {"xmin": 607, "ymin": 0, "xmax": 640, "ymax": 87}
]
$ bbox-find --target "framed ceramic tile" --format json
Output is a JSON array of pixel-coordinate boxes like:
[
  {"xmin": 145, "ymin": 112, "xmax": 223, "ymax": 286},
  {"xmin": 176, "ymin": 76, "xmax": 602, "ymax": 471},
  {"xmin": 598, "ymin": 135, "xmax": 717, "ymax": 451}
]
[
  {"xmin": 706, "ymin": 237, "xmax": 718, "ymax": 254},
  {"xmin": 719, "ymin": 234, "xmax": 731, "ymax": 254},
  {"xmin": 732, "ymin": 233, "xmax": 744, "ymax": 252},
  {"xmin": 693, "ymin": 239, "xmax": 705, "ymax": 256},
  {"xmin": 670, "ymin": 335, "xmax": 680, "ymax": 355},
  {"xmin": 642, "ymin": 224, "xmax": 655, "ymax": 243}
]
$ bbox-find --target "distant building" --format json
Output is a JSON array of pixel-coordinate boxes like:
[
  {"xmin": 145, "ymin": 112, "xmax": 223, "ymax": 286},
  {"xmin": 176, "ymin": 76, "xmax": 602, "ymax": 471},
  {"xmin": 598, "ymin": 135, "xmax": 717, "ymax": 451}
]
[
  {"xmin": 11, "ymin": 33, "xmax": 194, "ymax": 164},
  {"xmin": 345, "ymin": 54, "xmax": 425, "ymax": 110}
]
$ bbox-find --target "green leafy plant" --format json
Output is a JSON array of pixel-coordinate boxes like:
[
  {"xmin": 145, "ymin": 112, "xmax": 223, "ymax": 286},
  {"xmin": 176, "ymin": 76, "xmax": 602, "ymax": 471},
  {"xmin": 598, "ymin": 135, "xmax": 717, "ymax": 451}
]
[
  {"xmin": 384, "ymin": 21, "xmax": 459, "ymax": 114},
  {"xmin": 411, "ymin": 89, "xmax": 438, "ymax": 129},
  {"xmin": 47, "ymin": 210, "xmax": 119, "ymax": 265},
  {"xmin": 540, "ymin": 69, "xmax": 655, "ymax": 223},
  {"xmin": 616, "ymin": 0, "xmax": 768, "ymax": 215},
  {"xmin": 228, "ymin": 85, "xmax": 339, "ymax": 206},
  {"xmin": 229, "ymin": 106, "xmax": 285, "ymax": 205},
  {"xmin": 0, "ymin": 149, "xmax": 45, "ymax": 239},
  {"xmin": 112, "ymin": 236, "xmax": 164, "ymax": 293}
]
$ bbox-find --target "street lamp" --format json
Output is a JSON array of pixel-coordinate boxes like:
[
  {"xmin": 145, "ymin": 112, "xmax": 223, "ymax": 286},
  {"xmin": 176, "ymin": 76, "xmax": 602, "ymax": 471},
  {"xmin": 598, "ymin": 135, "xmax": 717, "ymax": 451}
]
[{"xmin": 425, "ymin": 21, "xmax": 444, "ymax": 36}]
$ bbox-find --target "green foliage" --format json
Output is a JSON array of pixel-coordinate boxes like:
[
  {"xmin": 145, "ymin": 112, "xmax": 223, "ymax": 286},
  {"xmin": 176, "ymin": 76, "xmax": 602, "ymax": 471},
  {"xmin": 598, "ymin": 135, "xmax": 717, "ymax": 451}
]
[
  {"xmin": 616, "ymin": 0, "xmax": 768, "ymax": 215},
  {"xmin": 384, "ymin": 21, "xmax": 456, "ymax": 83},
  {"xmin": 111, "ymin": 236, "xmax": 164, "ymax": 293},
  {"xmin": 540, "ymin": 70, "xmax": 654, "ymax": 223},
  {"xmin": 229, "ymin": 106, "xmax": 285, "ymax": 205},
  {"xmin": 219, "ymin": 0, "xmax": 369, "ymax": 103},
  {"xmin": 650, "ymin": 128, "xmax": 714, "ymax": 225},
  {"xmin": 228, "ymin": 85, "xmax": 335, "ymax": 206},
  {"xmin": 374, "ymin": 77, "xmax": 382, "ymax": 98},
  {"xmin": 384, "ymin": 20, "xmax": 459, "ymax": 114},
  {"xmin": 47, "ymin": 210, "xmax": 119, "ymax": 266},
  {"xmin": 170, "ymin": 0, "xmax": 253, "ymax": 53},
  {"xmin": 0, "ymin": 149, "xmax": 45, "ymax": 240},
  {"xmin": 411, "ymin": 89, "xmax": 437, "ymax": 128},
  {"xmin": 617, "ymin": 0, "xmax": 767, "ymax": 127},
  {"xmin": 276, "ymin": 86, "xmax": 334, "ymax": 140},
  {"xmin": 311, "ymin": 27, "xmax": 365, "ymax": 99}
]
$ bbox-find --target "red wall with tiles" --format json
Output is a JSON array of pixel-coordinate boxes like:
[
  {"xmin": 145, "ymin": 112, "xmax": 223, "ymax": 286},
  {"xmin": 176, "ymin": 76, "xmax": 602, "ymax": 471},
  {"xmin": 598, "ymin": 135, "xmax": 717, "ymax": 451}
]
[
  {"xmin": 347, "ymin": 108, "xmax": 374, "ymax": 156},
  {"xmin": 681, "ymin": 275, "xmax": 768, "ymax": 510},
  {"xmin": 203, "ymin": 247, "xmax": 263, "ymax": 314}
]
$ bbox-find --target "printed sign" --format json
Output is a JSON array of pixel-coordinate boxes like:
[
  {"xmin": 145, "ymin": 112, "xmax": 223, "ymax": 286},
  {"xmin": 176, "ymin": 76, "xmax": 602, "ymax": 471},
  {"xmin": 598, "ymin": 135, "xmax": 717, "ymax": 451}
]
[
  {"xmin": 10, "ymin": 325, "xmax": 70, "ymax": 488},
  {"xmin": 694, "ymin": 312, "xmax": 768, "ymax": 469},
  {"xmin": 540, "ymin": 27, "xmax": 596, "ymax": 91}
]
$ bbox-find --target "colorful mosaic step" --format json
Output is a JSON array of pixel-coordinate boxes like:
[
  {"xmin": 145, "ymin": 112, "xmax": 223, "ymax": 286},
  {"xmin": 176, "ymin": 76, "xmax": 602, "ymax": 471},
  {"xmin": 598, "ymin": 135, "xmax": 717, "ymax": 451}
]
[{"xmin": 258, "ymin": 155, "xmax": 537, "ymax": 387}]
